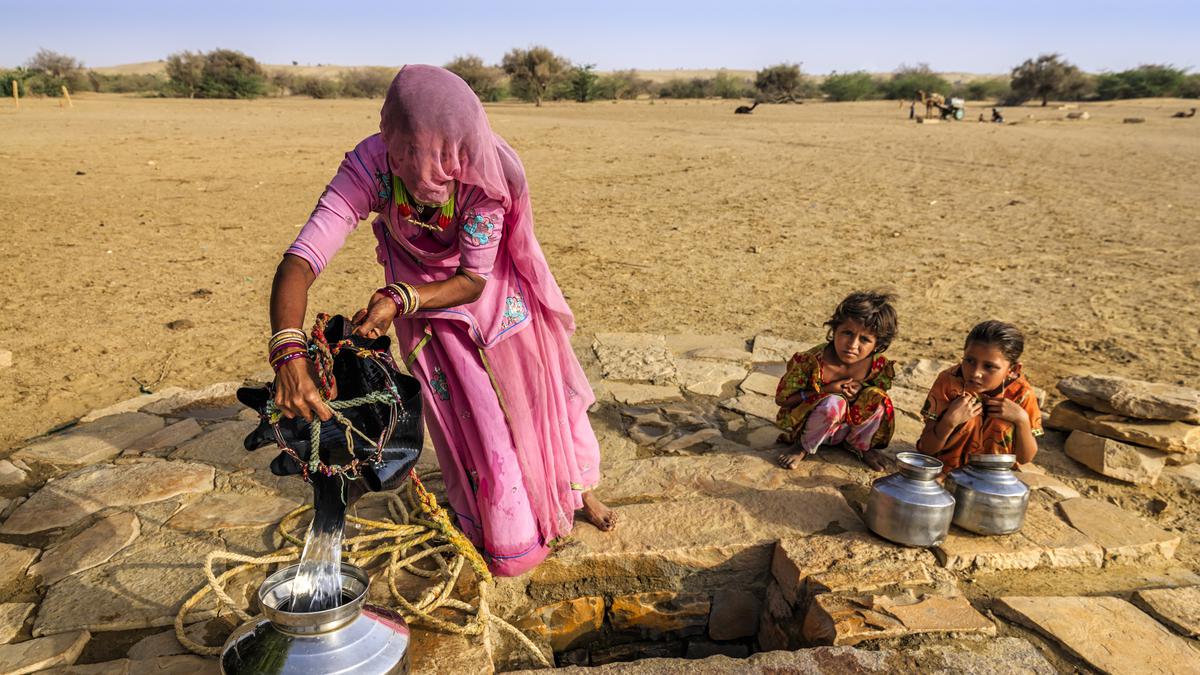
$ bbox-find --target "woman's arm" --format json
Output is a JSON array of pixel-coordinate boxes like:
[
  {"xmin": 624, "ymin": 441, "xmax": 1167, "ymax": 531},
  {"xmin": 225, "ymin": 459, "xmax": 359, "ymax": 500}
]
[
  {"xmin": 351, "ymin": 269, "xmax": 486, "ymax": 339},
  {"xmin": 270, "ymin": 254, "xmax": 333, "ymax": 422}
]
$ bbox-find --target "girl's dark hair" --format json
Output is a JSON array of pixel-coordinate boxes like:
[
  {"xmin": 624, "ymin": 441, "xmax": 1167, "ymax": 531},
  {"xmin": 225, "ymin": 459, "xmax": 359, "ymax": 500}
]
[
  {"xmin": 965, "ymin": 320, "xmax": 1025, "ymax": 363},
  {"xmin": 824, "ymin": 290, "xmax": 899, "ymax": 353}
]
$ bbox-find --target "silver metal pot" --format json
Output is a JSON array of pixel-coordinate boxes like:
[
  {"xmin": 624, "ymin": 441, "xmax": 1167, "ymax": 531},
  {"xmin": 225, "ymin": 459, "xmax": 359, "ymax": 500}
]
[
  {"xmin": 944, "ymin": 453, "xmax": 1029, "ymax": 535},
  {"xmin": 221, "ymin": 563, "xmax": 410, "ymax": 675},
  {"xmin": 865, "ymin": 452, "xmax": 956, "ymax": 547}
]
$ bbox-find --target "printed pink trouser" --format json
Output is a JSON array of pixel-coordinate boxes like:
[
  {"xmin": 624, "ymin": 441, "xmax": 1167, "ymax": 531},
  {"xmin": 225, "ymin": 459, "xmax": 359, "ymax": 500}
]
[{"xmin": 799, "ymin": 395, "xmax": 885, "ymax": 456}]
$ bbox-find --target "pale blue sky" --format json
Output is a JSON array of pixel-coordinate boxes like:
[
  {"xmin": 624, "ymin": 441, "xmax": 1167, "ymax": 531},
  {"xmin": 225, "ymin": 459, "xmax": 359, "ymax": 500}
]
[{"xmin": 2, "ymin": 1, "xmax": 1196, "ymax": 74}]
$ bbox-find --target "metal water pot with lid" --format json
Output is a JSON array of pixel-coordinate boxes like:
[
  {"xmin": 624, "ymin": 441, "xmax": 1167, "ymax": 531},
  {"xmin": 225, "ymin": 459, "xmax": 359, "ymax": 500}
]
[
  {"xmin": 944, "ymin": 453, "xmax": 1029, "ymax": 535},
  {"xmin": 221, "ymin": 562, "xmax": 411, "ymax": 674},
  {"xmin": 864, "ymin": 452, "xmax": 956, "ymax": 547}
]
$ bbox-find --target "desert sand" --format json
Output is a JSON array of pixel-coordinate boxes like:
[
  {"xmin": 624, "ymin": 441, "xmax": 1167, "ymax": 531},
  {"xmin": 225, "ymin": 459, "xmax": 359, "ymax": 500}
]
[{"xmin": 0, "ymin": 93, "xmax": 1197, "ymax": 453}]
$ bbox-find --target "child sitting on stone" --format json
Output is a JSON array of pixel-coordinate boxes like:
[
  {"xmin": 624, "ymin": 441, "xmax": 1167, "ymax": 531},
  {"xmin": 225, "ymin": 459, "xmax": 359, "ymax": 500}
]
[
  {"xmin": 916, "ymin": 320, "xmax": 1043, "ymax": 473},
  {"xmin": 775, "ymin": 290, "xmax": 898, "ymax": 472}
]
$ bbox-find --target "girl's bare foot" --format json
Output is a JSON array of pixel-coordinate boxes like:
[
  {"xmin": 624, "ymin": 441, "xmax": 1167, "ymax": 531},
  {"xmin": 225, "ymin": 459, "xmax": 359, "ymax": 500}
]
[
  {"xmin": 580, "ymin": 491, "xmax": 618, "ymax": 531},
  {"xmin": 778, "ymin": 450, "xmax": 809, "ymax": 470},
  {"xmin": 861, "ymin": 449, "xmax": 887, "ymax": 472}
]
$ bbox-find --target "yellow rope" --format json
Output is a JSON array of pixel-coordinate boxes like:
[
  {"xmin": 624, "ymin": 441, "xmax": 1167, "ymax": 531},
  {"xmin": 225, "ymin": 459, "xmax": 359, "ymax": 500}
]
[{"xmin": 174, "ymin": 470, "xmax": 550, "ymax": 667}]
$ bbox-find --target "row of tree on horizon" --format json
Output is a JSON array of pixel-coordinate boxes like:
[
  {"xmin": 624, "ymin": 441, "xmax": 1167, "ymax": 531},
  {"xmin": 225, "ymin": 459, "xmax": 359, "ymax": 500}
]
[{"xmin": 6, "ymin": 48, "xmax": 1198, "ymax": 106}]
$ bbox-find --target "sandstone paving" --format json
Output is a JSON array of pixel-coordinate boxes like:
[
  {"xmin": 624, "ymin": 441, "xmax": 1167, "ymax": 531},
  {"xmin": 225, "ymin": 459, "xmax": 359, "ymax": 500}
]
[
  {"xmin": 802, "ymin": 592, "xmax": 995, "ymax": 646},
  {"xmin": 594, "ymin": 381, "xmax": 683, "ymax": 406},
  {"xmin": 1058, "ymin": 374, "xmax": 1200, "ymax": 422},
  {"xmin": 894, "ymin": 358, "xmax": 956, "ymax": 392},
  {"xmin": 597, "ymin": 453, "xmax": 852, "ymax": 505},
  {"xmin": 0, "ymin": 461, "xmax": 214, "ymax": 535},
  {"xmin": 1058, "ymin": 497, "xmax": 1180, "ymax": 565},
  {"xmin": 122, "ymin": 419, "xmax": 202, "ymax": 457},
  {"xmin": 1133, "ymin": 586, "xmax": 1200, "ymax": 638},
  {"xmin": 139, "ymin": 382, "xmax": 240, "ymax": 416},
  {"xmin": 889, "ymin": 385, "xmax": 929, "ymax": 420},
  {"xmin": 166, "ymin": 420, "xmax": 260, "ymax": 470},
  {"xmin": 996, "ymin": 595, "xmax": 1200, "ymax": 675},
  {"xmin": 684, "ymin": 347, "xmax": 753, "ymax": 363},
  {"xmin": 674, "ymin": 359, "xmax": 746, "ymax": 397},
  {"xmin": 0, "ymin": 542, "xmax": 41, "ymax": 590},
  {"xmin": 409, "ymin": 628, "xmax": 493, "ymax": 674},
  {"xmin": 738, "ymin": 371, "xmax": 779, "ymax": 398},
  {"xmin": 165, "ymin": 492, "xmax": 300, "ymax": 531},
  {"xmin": 34, "ymin": 527, "xmax": 224, "ymax": 635},
  {"xmin": 719, "ymin": 393, "xmax": 777, "ymax": 421},
  {"xmin": 592, "ymin": 333, "xmax": 677, "ymax": 384},
  {"xmin": 750, "ymin": 335, "xmax": 808, "ymax": 364},
  {"xmin": 1162, "ymin": 463, "xmax": 1200, "ymax": 491},
  {"xmin": 1065, "ymin": 430, "xmax": 1167, "ymax": 484},
  {"xmin": 663, "ymin": 334, "xmax": 748, "ymax": 360},
  {"xmin": 0, "ymin": 603, "xmax": 35, "ymax": 644},
  {"xmin": 43, "ymin": 655, "xmax": 220, "ymax": 674},
  {"xmin": 1048, "ymin": 401, "xmax": 1200, "ymax": 453},
  {"xmin": 29, "ymin": 511, "xmax": 141, "ymax": 586},
  {"xmin": 0, "ymin": 459, "xmax": 31, "ymax": 489},
  {"xmin": 609, "ymin": 591, "xmax": 710, "ymax": 635},
  {"xmin": 1015, "ymin": 471, "xmax": 1082, "ymax": 500},
  {"xmin": 0, "ymin": 630, "xmax": 89, "ymax": 674},
  {"xmin": 13, "ymin": 413, "xmax": 164, "ymax": 471},
  {"xmin": 78, "ymin": 388, "xmax": 185, "ymax": 423},
  {"xmin": 935, "ymin": 497, "xmax": 1103, "ymax": 572},
  {"xmin": 515, "ymin": 596, "xmax": 603, "ymax": 652}
]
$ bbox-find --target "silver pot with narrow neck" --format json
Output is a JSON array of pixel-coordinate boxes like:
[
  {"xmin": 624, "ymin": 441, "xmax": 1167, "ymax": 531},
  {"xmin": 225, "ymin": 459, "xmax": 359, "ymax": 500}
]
[
  {"xmin": 221, "ymin": 563, "xmax": 410, "ymax": 675},
  {"xmin": 944, "ymin": 453, "xmax": 1029, "ymax": 535},
  {"xmin": 865, "ymin": 452, "xmax": 955, "ymax": 547}
]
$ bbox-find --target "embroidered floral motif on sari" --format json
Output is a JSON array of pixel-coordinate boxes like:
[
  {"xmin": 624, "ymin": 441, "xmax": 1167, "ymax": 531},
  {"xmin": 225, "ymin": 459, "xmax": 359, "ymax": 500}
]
[
  {"xmin": 463, "ymin": 212, "xmax": 496, "ymax": 246},
  {"xmin": 500, "ymin": 295, "xmax": 527, "ymax": 330},
  {"xmin": 430, "ymin": 366, "xmax": 450, "ymax": 401}
]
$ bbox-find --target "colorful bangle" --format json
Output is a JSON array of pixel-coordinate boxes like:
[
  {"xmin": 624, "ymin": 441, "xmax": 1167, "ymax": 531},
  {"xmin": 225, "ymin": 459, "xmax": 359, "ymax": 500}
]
[
  {"xmin": 269, "ymin": 341, "xmax": 307, "ymax": 362},
  {"xmin": 378, "ymin": 282, "xmax": 421, "ymax": 316},
  {"xmin": 270, "ymin": 350, "xmax": 308, "ymax": 372}
]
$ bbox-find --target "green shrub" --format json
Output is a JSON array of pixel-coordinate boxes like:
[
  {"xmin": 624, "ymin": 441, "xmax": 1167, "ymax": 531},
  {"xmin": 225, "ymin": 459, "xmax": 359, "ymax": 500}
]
[
  {"xmin": 1096, "ymin": 65, "xmax": 1188, "ymax": 100},
  {"xmin": 593, "ymin": 69, "xmax": 652, "ymax": 99},
  {"xmin": 565, "ymin": 64, "xmax": 599, "ymax": 102},
  {"xmin": 951, "ymin": 77, "xmax": 1011, "ymax": 102},
  {"xmin": 820, "ymin": 71, "xmax": 881, "ymax": 101},
  {"xmin": 337, "ymin": 67, "xmax": 395, "ymax": 98},
  {"xmin": 711, "ymin": 70, "xmax": 755, "ymax": 99},
  {"xmin": 445, "ymin": 55, "xmax": 506, "ymax": 102},
  {"xmin": 88, "ymin": 72, "xmax": 167, "ymax": 94},
  {"xmin": 880, "ymin": 63, "xmax": 950, "ymax": 100},
  {"xmin": 1180, "ymin": 74, "xmax": 1200, "ymax": 98},
  {"xmin": 501, "ymin": 46, "xmax": 570, "ymax": 106},
  {"xmin": 755, "ymin": 63, "xmax": 814, "ymax": 101},
  {"xmin": 294, "ymin": 75, "xmax": 341, "ymax": 99}
]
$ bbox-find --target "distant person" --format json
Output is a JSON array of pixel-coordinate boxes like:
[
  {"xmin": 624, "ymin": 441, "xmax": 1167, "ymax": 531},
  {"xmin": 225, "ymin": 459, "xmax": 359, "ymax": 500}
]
[
  {"xmin": 909, "ymin": 101, "xmax": 916, "ymax": 120},
  {"xmin": 267, "ymin": 65, "xmax": 615, "ymax": 577},
  {"xmin": 992, "ymin": 107, "xmax": 1004, "ymax": 123},
  {"xmin": 916, "ymin": 320, "xmax": 1042, "ymax": 474},
  {"xmin": 775, "ymin": 291, "xmax": 899, "ymax": 472}
]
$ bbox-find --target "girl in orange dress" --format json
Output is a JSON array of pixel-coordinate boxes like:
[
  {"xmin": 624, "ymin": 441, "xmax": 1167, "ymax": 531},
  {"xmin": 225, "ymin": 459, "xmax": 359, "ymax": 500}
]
[
  {"xmin": 917, "ymin": 320, "xmax": 1043, "ymax": 473},
  {"xmin": 775, "ymin": 291, "xmax": 898, "ymax": 472}
]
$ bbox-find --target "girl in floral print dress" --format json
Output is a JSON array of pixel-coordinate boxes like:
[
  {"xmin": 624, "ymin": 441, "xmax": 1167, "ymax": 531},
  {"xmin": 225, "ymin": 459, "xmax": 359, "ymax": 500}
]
[
  {"xmin": 269, "ymin": 66, "xmax": 614, "ymax": 577},
  {"xmin": 775, "ymin": 291, "xmax": 899, "ymax": 472}
]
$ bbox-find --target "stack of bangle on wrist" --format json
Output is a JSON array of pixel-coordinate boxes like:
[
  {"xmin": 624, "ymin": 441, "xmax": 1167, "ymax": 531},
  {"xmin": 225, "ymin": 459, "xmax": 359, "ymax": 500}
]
[
  {"xmin": 378, "ymin": 282, "xmax": 421, "ymax": 316},
  {"xmin": 268, "ymin": 328, "xmax": 309, "ymax": 371}
]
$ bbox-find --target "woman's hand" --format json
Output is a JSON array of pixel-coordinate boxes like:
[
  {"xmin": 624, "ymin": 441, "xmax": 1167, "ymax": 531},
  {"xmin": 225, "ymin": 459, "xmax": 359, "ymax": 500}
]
[
  {"xmin": 273, "ymin": 357, "xmax": 333, "ymax": 422},
  {"xmin": 985, "ymin": 396, "xmax": 1030, "ymax": 427},
  {"xmin": 940, "ymin": 393, "xmax": 982, "ymax": 429},
  {"xmin": 352, "ymin": 292, "xmax": 399, "ymax": 339}
]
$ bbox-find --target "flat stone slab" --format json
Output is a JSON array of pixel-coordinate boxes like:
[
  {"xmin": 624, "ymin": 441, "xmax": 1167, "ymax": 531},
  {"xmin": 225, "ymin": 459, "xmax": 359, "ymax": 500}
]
[
  {"xmin": 1133, "ymin": 586, "xmax": 1200, "ymax": 638},
  {"xmin": 0, "ymin": 459, "xmax": 30, "ymax": 488},
  {"xmin": 44, "ymin": 655, "xmax": 221, "ymax": 673},
  {"xmin": 595, "ymin": 381, "xmax": 683, "ymax": 406},
  {"xmin": 1015, "ymin": 471, "xmax": 1082, "ymax": 500},
  {"xmin": 719, "ymin": 393, "xmax": 778, "ymax": 421},
  {"xmin": 533, "ymin": 488, "xmax": 862, "ymax": 594},
  {"xmin": 889, "ymin": 386, "xmax": 928, "ymax": 420},
  {"xmin": 750, "ymin": 335, "xmax": 807, "ymax": 364},
  {"xmin": 0, "ymin": 542, "xmax": 40, "ymax": 590},
  {"xmin": 803, "ymin": 593, "xmax": 994, "ymax": 646},
  {"xmin": 140, "ymin": 382, "xmax": 240, "ymax": 416},
  {"xmin": 894, "ymin": 358, "xmax": 956, "ymax": 392},
  {"xmin": 408, "ymin": 629, "xmax": 493, "ymax": 674},
  {"xmin": 1065, "ymin": 430, "xmax": 1167, "ymax": 485},
  {"xmin": 13, "ymin": 413, "xmax": 164, "ymax": 470},
  {"xmin": 738, "ymin": 371, "xmax": 780, "ymax": 398},
  {"xmin": 30, "ymin": 511, "xmax": 141, "ymax": 585},
  {"xmin": 685, "ymin": 347, "xmax": 753, "ymax": 363},
  {"xmin": 997, "ymin": 595, "xmax": 1200, "ymax": 675},
  {"xmin": 597, "ymin": 453, "xmax": 852, "ymax": 505},
  {"xmin": 592, "ymin": 333, "xmax": 677, "ymax": 383},
  {"xmin": 0, "ymin": 461, "xmax": 213, "ymax": 534},
  {"xmin": 167, "ymin": 421, "xmax": 261, "ymax": 469},
  {"xmin": 123, "ymin": 419, "xmax": 203, "ymax": 456},
  {"xmin": 79, "ymin": 388, "xmax": 186, "ymax": 423},
  {"xmin": 610, "ymin": 591, "xmax": 710, "ymax": 635},
  {"xmin": 1162, "ymin": 463, "xmax": 1200, "ymax": 491},
  {"xmin": 166, "ymin": 493, "xmax": 300, "ymax": 531},
  {"xmin": 0, "ymin": 603, "xmax": 35, "ymax": 644},
  {"xmin": 0, "ymin": 630, "xmax": 89, "ymax": 674},
  {"xmin": 1058, "ymin": 498, "xmax": 1180, "ymax": 564},
  {"xmin": 1048, "ymin": 401, "xmax": 1200, "ymax": 453},
  {"xmin": 516, "ymin": 596, "xmax": 603, "ymax": 652},
  {"xmin": 1058, "ymin": 374, "xmax": 1200, "ymax": 422},
  {"xmin": 675, "ymin": 359, "xmax": 746, "ymax": 397},
  {"xmin": 34, "ymin": 527, "xmax": 223, "ymax": 635},
  {"xmin": 935, "ymin": 498, "xmax": 1103, "ymax": 572}
]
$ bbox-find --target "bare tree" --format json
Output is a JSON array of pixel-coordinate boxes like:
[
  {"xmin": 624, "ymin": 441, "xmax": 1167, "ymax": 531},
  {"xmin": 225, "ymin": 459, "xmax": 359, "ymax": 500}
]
[
  {"xmin": 25, "ymin": 49, "xmax": 83, "ymax": 78},
  {"xmin": 1010, "ymin": 53, "xmax": 1081, "ymax": 106},
  {"xmin": 501, "ymin": 46, "xmax": 569, "ymax": 106}
]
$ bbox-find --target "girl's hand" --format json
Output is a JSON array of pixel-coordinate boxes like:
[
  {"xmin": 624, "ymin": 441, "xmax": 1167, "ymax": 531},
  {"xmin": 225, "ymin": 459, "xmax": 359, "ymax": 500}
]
[
  {"xmin": 941, "ymin": 394, "xmax": 982, "ymax": 429},
  {"xmin": 822, "ymin": 378, "xmax": 851, "ymax": 395},
  {"xmin": 841, "ymin": 379, "xmax": 862, "ymax": 398},
  {"xmin": 273, "ymin": 357, "xmax": 333, "ymax": 422},
  {"xmin": 352, "ymin": 292, "xmax": 399, "ymax": 339},
  {"xmin": 985, "ymin": 396, "xmax": 1029, "ymax": 426}
]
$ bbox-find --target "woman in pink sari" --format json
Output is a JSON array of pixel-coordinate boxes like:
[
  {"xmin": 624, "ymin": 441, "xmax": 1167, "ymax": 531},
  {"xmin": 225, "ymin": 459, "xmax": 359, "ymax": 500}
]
[{"xmin": 269, "ymin": 65, "xmax": 616, "ymax": 577}]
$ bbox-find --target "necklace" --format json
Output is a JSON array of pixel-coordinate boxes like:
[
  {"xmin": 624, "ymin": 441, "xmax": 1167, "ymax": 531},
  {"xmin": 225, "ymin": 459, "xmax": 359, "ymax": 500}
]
[{"xmin": 392, "ymin": 175, "xmax": 455, "ymax": 232}]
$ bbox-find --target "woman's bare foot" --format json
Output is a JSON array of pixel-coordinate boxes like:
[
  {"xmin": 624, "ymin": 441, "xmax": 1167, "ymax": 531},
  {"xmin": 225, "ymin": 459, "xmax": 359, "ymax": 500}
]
[
  {"xmin": 778, "ymin": 450, "xmax": 809, "ymax": 470},
  {"xmin": 861, "ymin": 449, "xmax": 887, "ymax": 472},
  {"xmin": 580, "ymin": 491, "xmax": 618, "ymax": 531}
]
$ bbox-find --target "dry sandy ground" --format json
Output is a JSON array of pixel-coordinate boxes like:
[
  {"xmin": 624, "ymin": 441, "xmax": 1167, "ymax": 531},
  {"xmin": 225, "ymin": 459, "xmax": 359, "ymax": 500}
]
[{"xmin": 0, "ymin": 94, "xmax": 1198, "ymax": 453}]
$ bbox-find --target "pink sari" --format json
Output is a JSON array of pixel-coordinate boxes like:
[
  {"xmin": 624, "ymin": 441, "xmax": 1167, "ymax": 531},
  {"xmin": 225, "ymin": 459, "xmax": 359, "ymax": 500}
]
[{"xmin": 285, "ymin": 66, "xmax": 600, "ymax": 575}]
